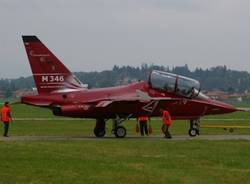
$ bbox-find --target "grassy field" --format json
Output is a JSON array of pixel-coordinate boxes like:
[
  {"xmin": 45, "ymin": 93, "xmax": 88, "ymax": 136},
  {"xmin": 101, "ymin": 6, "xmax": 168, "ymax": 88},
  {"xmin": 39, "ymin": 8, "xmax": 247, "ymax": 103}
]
[
  {"xmin": 0, "ymin": 104, "xmax": 250, "ymax": 183},
  {"xmin": 1, "ymin": 141, "xmax": 250, "ymax": 184}
]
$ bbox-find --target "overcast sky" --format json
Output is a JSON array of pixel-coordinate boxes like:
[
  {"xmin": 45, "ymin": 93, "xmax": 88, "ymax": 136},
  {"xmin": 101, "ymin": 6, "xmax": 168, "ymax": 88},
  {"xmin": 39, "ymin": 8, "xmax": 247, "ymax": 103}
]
[{"xmin": 0, "ymin": 0, "xmax": 249, "ymax": 78}]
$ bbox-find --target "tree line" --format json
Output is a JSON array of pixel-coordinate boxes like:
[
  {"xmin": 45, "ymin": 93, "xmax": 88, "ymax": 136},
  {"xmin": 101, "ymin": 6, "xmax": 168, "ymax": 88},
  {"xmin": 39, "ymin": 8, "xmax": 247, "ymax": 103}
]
[{"xmin": 1, "ymin": 64, "xmax": 250, "ymax": 97}]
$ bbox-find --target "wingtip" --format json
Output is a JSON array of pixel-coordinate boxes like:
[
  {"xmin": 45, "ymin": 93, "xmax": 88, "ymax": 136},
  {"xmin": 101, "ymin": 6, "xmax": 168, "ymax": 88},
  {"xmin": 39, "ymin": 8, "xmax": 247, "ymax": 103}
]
[
  {"xmin": 236, "ymin": 108, "xmax": 250, "ymax": 112},
  {"xmin": 22, "ymin": 35, "xmax": 40, "ymax": 42}
]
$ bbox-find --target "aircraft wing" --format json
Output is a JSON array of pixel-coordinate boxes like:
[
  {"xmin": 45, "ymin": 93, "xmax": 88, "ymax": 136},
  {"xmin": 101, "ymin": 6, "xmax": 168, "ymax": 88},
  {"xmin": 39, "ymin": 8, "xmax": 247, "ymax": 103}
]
[
  {"xmin": 89, "ymin": 89, "xmax": 182, "ymax": 108},
  {"xmin": 94, "ymin": 96, "xmax": 181, "ymax": 108},
  {"xmin": 92, "ymin": 96, "xmax": 181, "ymax": 115}
]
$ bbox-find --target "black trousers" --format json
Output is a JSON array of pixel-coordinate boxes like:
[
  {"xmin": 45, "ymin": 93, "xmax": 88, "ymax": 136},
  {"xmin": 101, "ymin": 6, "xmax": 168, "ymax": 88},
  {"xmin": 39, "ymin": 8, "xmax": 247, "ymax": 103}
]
[
  {"xmin": 3, "ymin": 122, "xmax": 9, "ymax": 136},
  {"xmin": 161, "ymin": 124, "xmax": 171, "ymax": 138},
  {"xmin": 139, "ymin": 121, "xmax": 148, "ymax": 136}
]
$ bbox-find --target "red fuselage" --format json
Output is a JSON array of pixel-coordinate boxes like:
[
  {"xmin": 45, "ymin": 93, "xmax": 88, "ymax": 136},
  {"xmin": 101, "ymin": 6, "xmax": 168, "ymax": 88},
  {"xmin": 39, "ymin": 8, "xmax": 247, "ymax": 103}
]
[{"xmin": 21, "ymin": 80, "xmax": 237, "ymax": 120}]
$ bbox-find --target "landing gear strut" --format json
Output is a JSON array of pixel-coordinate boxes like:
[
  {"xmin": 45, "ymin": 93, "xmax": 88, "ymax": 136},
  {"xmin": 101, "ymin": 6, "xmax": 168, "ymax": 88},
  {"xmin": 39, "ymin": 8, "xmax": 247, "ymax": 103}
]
[
  {"xmin": 94, "ymin": 119, "xmax": 106, "ymax": 137},
  {"xmin": 112, "ymin": 115, "xmax": 132, "ymax": 138},
  {"xmin": 189, "ymin": 119, "xmax": 200, "ymax": 137}
]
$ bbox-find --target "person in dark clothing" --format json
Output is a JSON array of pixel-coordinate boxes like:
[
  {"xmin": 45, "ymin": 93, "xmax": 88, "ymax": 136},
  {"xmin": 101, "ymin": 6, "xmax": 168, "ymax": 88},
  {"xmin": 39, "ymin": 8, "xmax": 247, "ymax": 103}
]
[{"xmin": 137, "ymin": 116, "xmax": 150, "ymax": 136}]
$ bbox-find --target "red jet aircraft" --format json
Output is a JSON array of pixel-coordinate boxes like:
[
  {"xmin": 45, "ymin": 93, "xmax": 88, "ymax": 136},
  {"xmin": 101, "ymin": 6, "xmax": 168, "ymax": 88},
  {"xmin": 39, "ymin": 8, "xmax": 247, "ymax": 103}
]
[{"xmin": 21, "ymin": 36, "xmax": 238, "ymax": 138}]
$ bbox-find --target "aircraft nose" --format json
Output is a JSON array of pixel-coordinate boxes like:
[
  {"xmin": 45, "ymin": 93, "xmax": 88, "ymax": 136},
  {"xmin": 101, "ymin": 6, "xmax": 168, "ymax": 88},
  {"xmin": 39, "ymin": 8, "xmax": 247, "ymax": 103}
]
[{"xmin": 206, "ymin": 100, "xmax": 238, "ymax": 115}]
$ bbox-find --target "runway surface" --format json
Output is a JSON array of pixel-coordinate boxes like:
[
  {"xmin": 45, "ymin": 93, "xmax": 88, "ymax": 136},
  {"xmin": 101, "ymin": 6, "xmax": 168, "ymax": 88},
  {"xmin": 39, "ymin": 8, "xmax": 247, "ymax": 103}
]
[{"xmin": 1, "ymin": 135, "xmax": 250, "ymax": 141}]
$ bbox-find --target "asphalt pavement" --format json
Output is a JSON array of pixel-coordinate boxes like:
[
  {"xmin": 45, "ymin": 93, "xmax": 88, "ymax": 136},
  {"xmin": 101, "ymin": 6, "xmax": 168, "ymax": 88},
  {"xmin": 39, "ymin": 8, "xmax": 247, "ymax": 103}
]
[{"xmin": 1, "ymin": 135, "xmax": 250, "ymax": 141}]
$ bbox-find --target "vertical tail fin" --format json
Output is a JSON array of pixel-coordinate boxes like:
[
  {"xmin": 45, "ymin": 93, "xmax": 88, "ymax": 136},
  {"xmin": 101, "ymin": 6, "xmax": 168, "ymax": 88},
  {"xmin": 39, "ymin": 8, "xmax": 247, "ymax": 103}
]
[{"xmin": 22, "ymin": 36, "xmax": 83, "ymax": 94}]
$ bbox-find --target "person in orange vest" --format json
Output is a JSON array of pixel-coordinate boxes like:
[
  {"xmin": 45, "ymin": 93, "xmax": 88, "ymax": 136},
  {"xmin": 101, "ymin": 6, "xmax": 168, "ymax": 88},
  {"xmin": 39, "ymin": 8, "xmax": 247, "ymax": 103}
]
[
  {"xmin": 137, "ymin": 116, "xmax": 150, "ymax": 136},
  {"xmin": 161, "ymin": 110, "xmax": 173, "ymax": 139},
  {"xmin": 0, "ymin": 102, "xmax": 12, "ymax": 137}
]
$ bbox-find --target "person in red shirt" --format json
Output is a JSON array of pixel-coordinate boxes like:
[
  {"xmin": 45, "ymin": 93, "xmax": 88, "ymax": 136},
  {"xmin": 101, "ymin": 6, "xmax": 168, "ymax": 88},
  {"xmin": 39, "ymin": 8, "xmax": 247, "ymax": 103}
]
[
  {"xmin": 0, "ymin": 102, "xmax": 12, "ymax": 137},
  {"xmin": 137, "ymin": 116, "xmax": 150, "ymax": 136},
  {"xmin": 161, "ymin": 110, "xmax": 173, "ymax": 139}
]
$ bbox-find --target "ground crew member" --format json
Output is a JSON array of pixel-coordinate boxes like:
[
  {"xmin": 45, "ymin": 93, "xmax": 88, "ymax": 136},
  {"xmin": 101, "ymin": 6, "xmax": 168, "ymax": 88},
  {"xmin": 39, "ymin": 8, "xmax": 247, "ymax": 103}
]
[
  {"xmin": 137, "ymin": 116, "xmax": 150, "ymax": 136},
  {"xmin": 161, "ymin": 110, "xmax": 172, "ymax": 139},
  {"xmin": 0, "ymin": 102, "xmax": 12, "ymax": 137}
]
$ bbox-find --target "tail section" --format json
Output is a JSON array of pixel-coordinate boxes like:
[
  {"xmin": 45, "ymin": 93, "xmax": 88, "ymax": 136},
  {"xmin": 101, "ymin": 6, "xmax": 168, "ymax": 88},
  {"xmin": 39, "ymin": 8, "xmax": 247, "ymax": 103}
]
[{"xmin": 22, "ymin": 36, "xmax": 82, "ymax": 94}]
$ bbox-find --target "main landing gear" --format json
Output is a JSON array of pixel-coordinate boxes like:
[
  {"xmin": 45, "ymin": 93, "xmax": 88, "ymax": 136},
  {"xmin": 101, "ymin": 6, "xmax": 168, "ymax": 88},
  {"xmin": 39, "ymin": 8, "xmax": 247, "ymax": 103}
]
[
  {"xmin": 112, "ymin": 116, "xmax": 128, "ymax": 138},
  {"xmin": 188, "ymin": 119, "xmax": 200, "ymax": 137},
  {"xmin": 94, "ymin": 119, "xmax": 106, "ymax": 137},
  {"xmin": 94, "ymin": 115, "xmax": 131, "ymax": 138}
]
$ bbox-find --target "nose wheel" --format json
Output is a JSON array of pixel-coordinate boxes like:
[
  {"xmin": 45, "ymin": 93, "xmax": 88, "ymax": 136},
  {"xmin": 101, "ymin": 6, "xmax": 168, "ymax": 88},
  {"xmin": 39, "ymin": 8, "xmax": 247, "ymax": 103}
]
[
  {"xmin": 188, "ymin": 128, "xmax": 199, "ymax": 137},
  {"xmin": 189, "ymin": 119, "xmax": 200, "ymax": 137}
]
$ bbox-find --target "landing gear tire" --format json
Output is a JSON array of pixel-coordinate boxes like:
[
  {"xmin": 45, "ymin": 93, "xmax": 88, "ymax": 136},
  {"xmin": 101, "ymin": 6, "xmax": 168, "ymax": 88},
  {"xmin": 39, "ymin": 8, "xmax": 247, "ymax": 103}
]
[
  {"xmin": 94, "ymin": 119, "xmax": 106, "ymax": 138},
  {"xmin": 94, "ymin": 127, "xmax": 106, "ymax": 138},
  {"xmin": 114, "ymin": 126, "xmax": 126, "ymax": 138},
  {"xmin": 189, "ymin": 128, "xmax": 198, "ymax": 137},
  {"xmin": 189, "ymin": 119, "xmax": 200, "ymax": 137}
]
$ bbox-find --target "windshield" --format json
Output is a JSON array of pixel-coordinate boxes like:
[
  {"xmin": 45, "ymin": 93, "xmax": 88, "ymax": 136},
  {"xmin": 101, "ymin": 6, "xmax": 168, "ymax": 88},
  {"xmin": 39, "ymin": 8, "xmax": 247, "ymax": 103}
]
[{"xmin": 149, "ymin": 70, "xmax": 201, "ymax": 98}]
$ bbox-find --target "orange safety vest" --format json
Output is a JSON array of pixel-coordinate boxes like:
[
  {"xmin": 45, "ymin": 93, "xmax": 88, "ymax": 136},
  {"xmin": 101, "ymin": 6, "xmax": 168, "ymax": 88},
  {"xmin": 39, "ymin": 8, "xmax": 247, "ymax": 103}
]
[
  {"xmin": 162, "ymin": 110, "xmax": 172, "ymax": 126},
  {"xmin": 138, "ymin": 116, "xmax": 149, "ymax": 122},
  {"xmin": 1, "ymin": 106, "xmax": 11, "ymax": 122}
]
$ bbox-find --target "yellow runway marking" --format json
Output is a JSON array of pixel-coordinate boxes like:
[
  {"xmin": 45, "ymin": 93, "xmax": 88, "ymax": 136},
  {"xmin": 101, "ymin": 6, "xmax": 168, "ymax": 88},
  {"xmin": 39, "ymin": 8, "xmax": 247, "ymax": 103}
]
[{"xmin": 201, "ymin": 125, "xmax": 250, "ymax": 129}]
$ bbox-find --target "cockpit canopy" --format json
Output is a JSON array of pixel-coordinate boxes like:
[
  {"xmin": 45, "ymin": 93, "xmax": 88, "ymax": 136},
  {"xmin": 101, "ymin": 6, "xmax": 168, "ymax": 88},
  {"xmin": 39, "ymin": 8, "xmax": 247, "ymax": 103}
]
[{"xmin": 149, "ymin": 70, "xmax": 201, "ymax": 98}]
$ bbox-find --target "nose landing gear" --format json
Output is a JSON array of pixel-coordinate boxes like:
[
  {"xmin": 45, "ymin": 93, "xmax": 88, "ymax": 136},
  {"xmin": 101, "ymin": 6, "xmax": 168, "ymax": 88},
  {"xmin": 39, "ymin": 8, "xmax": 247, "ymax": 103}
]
[{"xmin": 189, "ymin": 119, "xmax": 200, "ymax": 137}]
